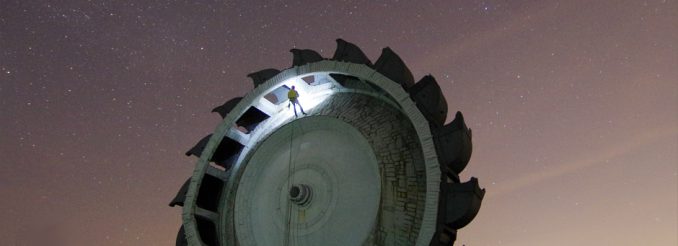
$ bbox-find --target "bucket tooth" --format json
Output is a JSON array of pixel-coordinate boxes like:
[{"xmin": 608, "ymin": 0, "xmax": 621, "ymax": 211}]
[
  {"xmin": 433, "ymin": 111, "xmax": 473, "ymax": 175},
  {"xmin": 185, "ymin": 134, "xmax": 212, "ymax": 158},
  {"xmin": 409, "ymin": 75, "xmax": 448, "ymax": 127},
  {"xmin": 374, "ymin": 47, "xmax": 415, "ymax": 89},
  {"xmin": 212, "ymin": 97, "xmax": 242, "ymax": 118},
  {"xmin": 430, "ymin": 226, "xmax": 457, "ymax": 246},
  {"xmin": 169, "ymin": 177, "xmax": 191, "ymax": 207},
  {"xmin": 290, "ymin": 48, "xmax": 323, "ymax": 66},
  {"xmin": 441, "ymin": 177, "xmax": 485, "ymax": 229},
  {"xmin": 450, "ymin": 111, "xmax": 468, "ymax": 130},
  {"xmin": 247, "ymin": 68, "xmax": 280, "ymax": 87},
  {"xmin": 176, "ymin": 225, "xmax": 188, "ymax": 246},
  {"xmin": 332, "ymin": 39, "xmax": 373, "ymax": 66}
]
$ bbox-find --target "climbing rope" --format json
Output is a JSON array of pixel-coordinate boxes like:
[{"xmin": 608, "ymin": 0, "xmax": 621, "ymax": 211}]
[{"xmin": 283, "ymin": 122, "xmax": 296, "ymax": 246}]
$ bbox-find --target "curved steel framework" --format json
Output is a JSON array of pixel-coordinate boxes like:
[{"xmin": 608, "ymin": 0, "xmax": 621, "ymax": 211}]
[{"xmin": 170, "ymin": 39, "xmax": 485, "ymax": 246}]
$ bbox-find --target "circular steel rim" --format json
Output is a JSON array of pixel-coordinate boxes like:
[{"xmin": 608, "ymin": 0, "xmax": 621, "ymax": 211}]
[{"xmin": 182, "ymin": 60, "xmax": 441, "ymax": 246}]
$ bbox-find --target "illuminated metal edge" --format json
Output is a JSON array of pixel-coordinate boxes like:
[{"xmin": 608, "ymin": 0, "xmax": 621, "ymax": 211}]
[{"xmin": 182, "ymin": 60, "xmax": 441, "ymax": 246}]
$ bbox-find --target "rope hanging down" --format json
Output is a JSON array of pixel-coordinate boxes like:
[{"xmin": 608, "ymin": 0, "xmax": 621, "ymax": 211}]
[{"xmin": 283, "ymin": 124, "xmax": 296, "ymax": 246}]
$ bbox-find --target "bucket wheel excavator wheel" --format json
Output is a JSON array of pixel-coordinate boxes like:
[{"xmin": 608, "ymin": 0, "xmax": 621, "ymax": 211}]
[{"xmin": 169, "ymin": 39, "xmax": 485, "ymax": 246}]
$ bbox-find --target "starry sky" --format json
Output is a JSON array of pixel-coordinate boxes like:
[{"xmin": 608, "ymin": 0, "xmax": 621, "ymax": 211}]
[{"xmin": 1, "ymin": 0, "xmax": 676, "ymax": 245}]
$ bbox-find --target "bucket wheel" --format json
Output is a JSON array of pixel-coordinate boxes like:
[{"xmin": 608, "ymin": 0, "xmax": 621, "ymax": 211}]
[{"xmin": 169, "ymin": 39, "xmax": 485, "ymax": 246}]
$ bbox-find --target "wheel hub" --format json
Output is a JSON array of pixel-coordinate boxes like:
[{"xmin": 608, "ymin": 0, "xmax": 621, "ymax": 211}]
[
  {"xmin": 289, "ymin": 184, "xmax": 311, "ymax": 206},
  {"xmin": 234, "ymin": 117, "xmax": 382, "ymax": 246}
]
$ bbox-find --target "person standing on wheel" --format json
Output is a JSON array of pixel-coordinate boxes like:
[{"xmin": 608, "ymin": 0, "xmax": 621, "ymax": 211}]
[{"xmin": 287, "ymin": 85, "xmax": 307, "ymax": 117}]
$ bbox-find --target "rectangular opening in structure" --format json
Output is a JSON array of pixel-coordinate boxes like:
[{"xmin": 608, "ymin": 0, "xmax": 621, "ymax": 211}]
[
  {"xmin": 301, "ymin": 75, "xmax": 315, "ymax": 85},
  {"xmin": 313, "ymin": 75, "xmax": 332, "ymax": 86},
  {"xmin": 263, "ymin": 85, "xmax": 291, "ymax": 105},
  {"xmin": 196, "ymin": 174, "xmax": 223, "ymax": 212},
  {"xmin": 211, "ymin": 137, "xmax": 244, "ymax": 170},
  {"xmin": 235, "ymin": 106, "xmax": 270, "ymax": 134},
  {"xmin": 330, "ymin": 73, "xmax": 372, "ymax": 91},
  {"xmin": 195, "ymin": 215, "xmax": 219, "ymax": 246}
]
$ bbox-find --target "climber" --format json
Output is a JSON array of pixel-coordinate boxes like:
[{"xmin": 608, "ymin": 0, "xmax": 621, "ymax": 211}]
[{"xmin": 287, "ymin": 85, "xmax": 307, "ymax": 117}]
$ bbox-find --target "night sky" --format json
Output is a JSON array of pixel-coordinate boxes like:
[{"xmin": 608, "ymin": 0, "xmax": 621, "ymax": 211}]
[{"xmin": 1, "ymin": 1, "xmax": 676, "ymax": 245}]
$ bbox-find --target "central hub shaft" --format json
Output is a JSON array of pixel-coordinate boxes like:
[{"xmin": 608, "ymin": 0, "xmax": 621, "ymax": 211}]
[{"xmin": 289, "ymin": 184, "xmax": 312, "ymax": 206}]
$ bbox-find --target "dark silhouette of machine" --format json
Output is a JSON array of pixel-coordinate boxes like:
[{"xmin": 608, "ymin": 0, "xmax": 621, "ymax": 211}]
[{"xmin": 170, "ymin": 39, "xmax": 485, "ymax": 246}]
